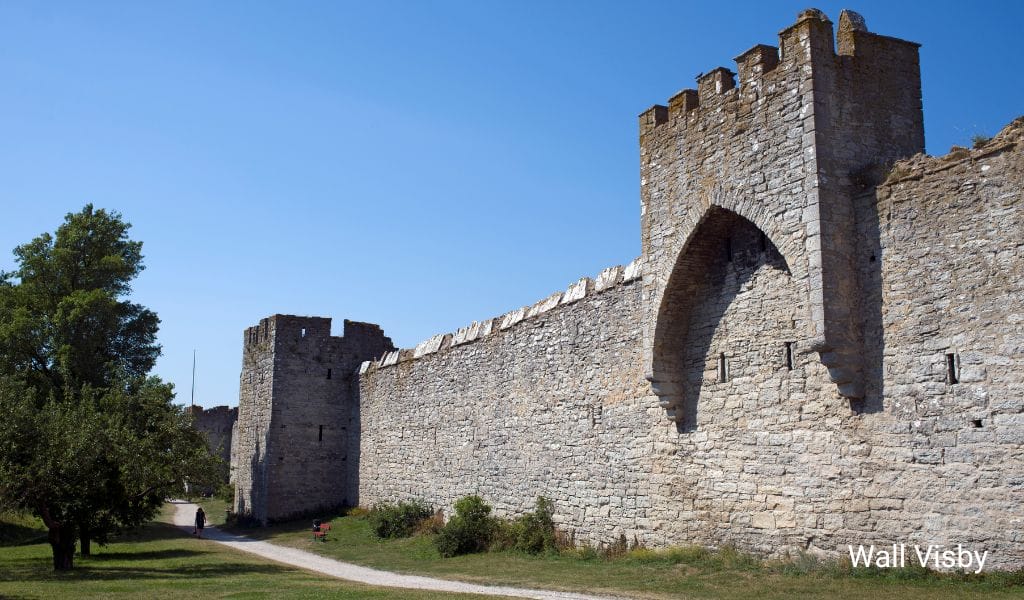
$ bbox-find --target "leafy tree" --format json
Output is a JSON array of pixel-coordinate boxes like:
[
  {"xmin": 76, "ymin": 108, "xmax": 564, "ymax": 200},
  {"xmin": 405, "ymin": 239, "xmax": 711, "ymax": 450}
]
[{"xmin": 0, "ymin": 205, "xmax": 219, "ymax": 570}]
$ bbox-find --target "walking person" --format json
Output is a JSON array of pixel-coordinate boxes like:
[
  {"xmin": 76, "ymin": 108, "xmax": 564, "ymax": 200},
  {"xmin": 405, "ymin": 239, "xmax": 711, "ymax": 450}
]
[{"xmin": 194, "ymin": 507, "xmax": 206, "ymax": 538}]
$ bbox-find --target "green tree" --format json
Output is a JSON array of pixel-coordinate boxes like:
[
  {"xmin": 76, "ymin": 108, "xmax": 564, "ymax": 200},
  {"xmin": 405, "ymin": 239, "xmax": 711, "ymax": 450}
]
[{"xmin": 0, "ymin": 205, "xmax": 219, "ymax": 570}]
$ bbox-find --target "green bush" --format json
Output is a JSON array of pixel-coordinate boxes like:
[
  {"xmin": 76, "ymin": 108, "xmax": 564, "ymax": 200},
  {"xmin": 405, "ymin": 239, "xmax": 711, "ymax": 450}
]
[
  {"xmin": 224, "ymin": 510, "xmax": 262, "ymax": 529},
  {"xmin": 368, "ymin": 500, "xmax": 432, "ymax": 539},
  {"xmin": 216, "ymin": 483, "xmax": 235, "ymax": 504},
  {"xmin": 493, "ymin": 496, "xmax": 557, "ymax": 554},
  {"xmin": 435, "ymin": 495, "xmax": 496, "ymax": 557}
]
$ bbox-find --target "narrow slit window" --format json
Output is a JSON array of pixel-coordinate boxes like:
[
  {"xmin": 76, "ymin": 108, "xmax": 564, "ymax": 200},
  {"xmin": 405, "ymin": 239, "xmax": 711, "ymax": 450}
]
[
  {"xmin": 718, "ymin": 352, "xmax": 729, "ymax": 383},
  {"xmin": 784, "ymin": 342, "xmax": 794, "ymax": 370},
  {"xmin": 318, "ymin": 425, "xmax": 323, "ymax": 442},
  {"xmin": 946, "ymin": 353, "xmax": 959, "ymax": 384},
  {"xmin": 327, "ymin": 368, "xmax": 332, "ymax": 380},
  {"xmin": 301, "ymin": 328, "xmax": 307, "ymax": 338}
]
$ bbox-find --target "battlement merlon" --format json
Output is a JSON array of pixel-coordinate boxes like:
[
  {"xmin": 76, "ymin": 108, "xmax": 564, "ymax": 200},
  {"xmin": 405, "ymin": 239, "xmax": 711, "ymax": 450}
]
[
  {"xmin": 243, "ymin": 314, "xmax": 332, "ymax": 349},
  {"xmin": 242, "ymin": 315, "xmax": 393, "ymax": 358},
  {"xmin": 639, "ymin": 9, "xmax": 922, "ymax": 139},
  {"xmin": 638, "ymin": 8, "xmax": 924, "ymax": 405}
]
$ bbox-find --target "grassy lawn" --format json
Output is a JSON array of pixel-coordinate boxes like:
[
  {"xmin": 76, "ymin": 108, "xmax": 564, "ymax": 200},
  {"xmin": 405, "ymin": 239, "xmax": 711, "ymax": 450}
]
[
  {"xmin": 229, "ymin": 509, "xmax": 1024, "ymax": 600},
  {"xmin": 0, "ymin": 508, "xmax": 493, "ymax": 599},
  {"xmin": 186, "ymin": 495, "xmax": 232, "ymax": 527}
]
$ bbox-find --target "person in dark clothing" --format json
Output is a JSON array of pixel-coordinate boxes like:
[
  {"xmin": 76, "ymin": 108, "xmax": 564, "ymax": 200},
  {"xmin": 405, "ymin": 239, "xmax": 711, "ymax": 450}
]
[{"xmin": 194, "ymin": 507, "xmax": 206, "ymax": 538}]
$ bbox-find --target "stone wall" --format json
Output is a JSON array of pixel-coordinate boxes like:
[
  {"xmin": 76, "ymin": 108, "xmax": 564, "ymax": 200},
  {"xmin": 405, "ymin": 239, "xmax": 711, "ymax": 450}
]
[
  {"xmin": 358, "ymin": 263, "xmax": 649, "ymax": 540},
  {"xmin": 234, "ymin": 8, "xmax": 1024, "ymax": 569},
  {"xmin": 848, "ymin": 118, "xmax": 1024, "ymax": 566},
  {"xmin": 233, "ymin": 315, "xmax": 393, "ymax": 522},
  {"xmin": 355, "ymin": 117, "xmax": 1023, "ymax": 568},
  {"xmin": 187, "ymin": 404, "xmax": 237, "ymax": 480}
]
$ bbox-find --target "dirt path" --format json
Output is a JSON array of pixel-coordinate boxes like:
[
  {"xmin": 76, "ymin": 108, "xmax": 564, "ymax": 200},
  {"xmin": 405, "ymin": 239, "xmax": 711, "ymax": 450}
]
[{"xmin": 171, "ymin": 501, "xmax": 629, "ymax": 600}]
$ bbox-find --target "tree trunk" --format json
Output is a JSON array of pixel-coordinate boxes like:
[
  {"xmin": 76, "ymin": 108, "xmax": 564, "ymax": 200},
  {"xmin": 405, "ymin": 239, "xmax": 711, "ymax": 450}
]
[
  {"xmin": 79, "ymin": 524, "xmax": 91, "ymax": 556},
  {"xmin": 40, "ymin": 506, "xmax": 76, "ymax": 571},
  {"xmin": 48, "ymin": 524, "xmax": 76, "ymax": 570}
]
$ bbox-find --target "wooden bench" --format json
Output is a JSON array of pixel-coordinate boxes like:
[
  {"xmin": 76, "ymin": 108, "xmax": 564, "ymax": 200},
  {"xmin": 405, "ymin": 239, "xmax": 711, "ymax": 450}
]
[{"xmin": 312, "ymin": 523, "xmax": 331, "ymax": 542}]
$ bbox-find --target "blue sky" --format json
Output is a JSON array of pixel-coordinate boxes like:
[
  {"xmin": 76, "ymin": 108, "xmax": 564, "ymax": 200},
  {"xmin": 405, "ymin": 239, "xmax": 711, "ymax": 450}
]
[{"xmin": 2, "ymin": 1, "xmax": 1021, "ymax": 408}]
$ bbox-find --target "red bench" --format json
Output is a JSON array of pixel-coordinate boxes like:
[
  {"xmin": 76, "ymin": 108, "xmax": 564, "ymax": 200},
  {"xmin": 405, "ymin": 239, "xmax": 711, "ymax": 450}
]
[{"xmin": 312, "ymin": 523, "xmax": 331, "ymax": 542}]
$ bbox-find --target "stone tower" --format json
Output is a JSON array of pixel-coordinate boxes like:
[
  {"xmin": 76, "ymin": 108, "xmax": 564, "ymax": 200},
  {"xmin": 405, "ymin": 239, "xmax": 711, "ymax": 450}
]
[
  {"xmin": 233, "ymin": 315, "xmax": 393, "ymax": 522},
  {"xmin": 641, "ymin": 9, "xmax": 924, "ymax": 425}
]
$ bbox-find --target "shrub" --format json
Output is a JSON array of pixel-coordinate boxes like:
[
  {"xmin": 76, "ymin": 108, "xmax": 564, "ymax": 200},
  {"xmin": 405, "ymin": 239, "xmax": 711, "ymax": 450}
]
[
  {"xmin": 435, "ymin": 495, "xmax": 496, "ymax": 557},
  {"xmin": 224, "ymin": 510, "xmax": 262, "ymax": 529},
  {"xmin": 415, "ymin": 509, "xmax": 445, "ymax": 536},
  {"xmin": 216, "ymin": 483, "xmax": 235, "ymax": 504},
  {"xmin": 495, "ymin": 496, "xmax": 558, "ymax": 555},
  {"xmin": 346, "ymin": 506, "xmax": 370, "ymax": 518},
  {"xmin": 972, "ymin": 133, "xmax": 992, "ymax": 149},
  {"xmin": 368, "ymin": 500, "xmax": 432, "ymax": 539}
]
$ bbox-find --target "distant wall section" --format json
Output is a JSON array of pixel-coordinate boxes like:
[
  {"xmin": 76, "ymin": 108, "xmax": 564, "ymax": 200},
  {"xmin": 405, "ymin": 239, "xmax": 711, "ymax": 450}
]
[{"xmin": 187, "ymin": 404, "xmax": 238, "ymax": 482}]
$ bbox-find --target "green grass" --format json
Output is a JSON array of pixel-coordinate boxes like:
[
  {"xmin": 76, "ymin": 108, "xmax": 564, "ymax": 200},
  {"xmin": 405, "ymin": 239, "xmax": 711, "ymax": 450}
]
[
  {"xmin": 229, "ymin": 509, "xmax": 1024, "ymax": 600},
  {"xmin": 187, "ymin": 496, "xmax": 231, "ymax": 527},
  {"xmin": 0, "ymin": 508, "xmax": 492, "ymax": 599}
]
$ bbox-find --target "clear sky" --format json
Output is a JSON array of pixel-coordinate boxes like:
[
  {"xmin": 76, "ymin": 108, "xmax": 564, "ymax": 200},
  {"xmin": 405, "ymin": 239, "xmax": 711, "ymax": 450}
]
[{"xmin": 2, "ymin": 1, "xmax": 1021, "ymax": 408}]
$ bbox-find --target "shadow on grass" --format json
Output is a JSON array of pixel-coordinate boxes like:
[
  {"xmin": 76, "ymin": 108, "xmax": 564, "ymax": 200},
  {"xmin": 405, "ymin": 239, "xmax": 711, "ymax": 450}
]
[
  {"xmin": 0, "ymin": 522, "xmax": 48, "ymax": 547},
  {"xmin": 89, "ymin": 548, "xmax": 207, "ymax": 561},
  {"xmin": 8, "ymin": 562, "xmax": 300, "ymax": 583}
]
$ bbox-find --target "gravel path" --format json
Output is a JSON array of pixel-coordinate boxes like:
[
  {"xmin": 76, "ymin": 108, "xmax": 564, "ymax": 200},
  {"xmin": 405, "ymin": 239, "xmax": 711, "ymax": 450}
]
[{"xmin": 171, "ymin": 501, "xmax": 629, "ymax": 600}]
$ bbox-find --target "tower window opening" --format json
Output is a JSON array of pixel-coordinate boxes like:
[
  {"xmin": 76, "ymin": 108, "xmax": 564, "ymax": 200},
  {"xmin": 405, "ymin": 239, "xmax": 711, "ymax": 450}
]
[
  {"xmin": 301, "ymin": 328, "xmax": 307, "ymax": 338},
  {"xmin": 318, "ymin": 425, "xmax": 323, "ymax": 442},
  {"xmin": 785, "ymin": 342, "xmax": 794, "ymax": 370},
  {"xmin": 327, "ymin": 368, "xmax": 332, "ymax": 379},
  {"xmin": 946, "ymin": 353, "xmax": 959, "ymax": 384},
  {"xmin": 718, "ymin": 352, "xmax": 729, "ymax": 383}
]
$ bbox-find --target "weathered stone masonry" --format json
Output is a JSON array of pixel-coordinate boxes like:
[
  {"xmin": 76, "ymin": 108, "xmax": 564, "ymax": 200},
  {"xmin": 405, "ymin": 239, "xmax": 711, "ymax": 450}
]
[
  {"xmin": 234, "ymin": 10, "xmax": 1024, "ymax": 568},
  {"xmin": 186, "ymin": 404, "xmax": 237, "ymax": 479}
]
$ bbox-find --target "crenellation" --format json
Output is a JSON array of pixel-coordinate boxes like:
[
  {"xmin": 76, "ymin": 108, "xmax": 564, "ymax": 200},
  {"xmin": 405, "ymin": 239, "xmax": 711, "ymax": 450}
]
[
  {"xmin": 232, "ymin": 9, "xmax": 1024, "ymax": 570},
  {"xmin": 638, "ymin": 104, "xmax": 668, "ymax": 136},
  {"xmin": 667, "ymin": 89, "xmax": 698, "ymax": 119},
  {"xmin": 696, "ymin": 67, "xmax": 736, "ymax": 101},
  {"xmin": 734, "ymin": 44, "xmax": 780, "ymax": 85}
]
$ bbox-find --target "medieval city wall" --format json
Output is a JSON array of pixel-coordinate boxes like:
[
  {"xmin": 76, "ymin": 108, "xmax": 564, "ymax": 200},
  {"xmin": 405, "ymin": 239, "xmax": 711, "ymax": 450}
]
[
  {"xmin": 356, "ymin": 125, "xmax": 1024, "ymax": 566},
  {"xmin": 848, "ymin": 119, "xmax": 1024, "ymax": 566},
  {"xmin": 233, "ymin": 315, "xmax": 393, "ymax": 522},
  {"xmin": 358, "ymin": 263, "xmax": 651, "ymax": 541},
  {"xmin": 234, "ymin": 9, "xmax": 1024, "ymax": 568},
  {"xmin": 187, "ymin": 404, "xmax": 237, "ymax": 479}
]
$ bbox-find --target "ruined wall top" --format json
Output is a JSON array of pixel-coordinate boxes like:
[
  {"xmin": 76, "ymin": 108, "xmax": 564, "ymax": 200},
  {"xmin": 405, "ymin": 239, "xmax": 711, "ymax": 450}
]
[{"xmin": 360, "ymin": 257, "xmax": 643, "ymax": 375}]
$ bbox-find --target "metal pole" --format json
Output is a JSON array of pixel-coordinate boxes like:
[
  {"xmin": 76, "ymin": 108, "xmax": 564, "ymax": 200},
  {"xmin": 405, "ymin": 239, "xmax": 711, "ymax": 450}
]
[{"xmin": 191, "ymin": 349, "xmax": 196, "ymax": 408}]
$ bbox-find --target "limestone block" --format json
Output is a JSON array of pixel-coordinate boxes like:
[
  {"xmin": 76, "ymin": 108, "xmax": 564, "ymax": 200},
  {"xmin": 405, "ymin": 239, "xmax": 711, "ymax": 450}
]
[
  {"xmin": 500, "ymin": 307, "xmax": 527, "ymax": 330},
  {"xmin": 414, "ymin": 333, "xmax": 446, "ymax": 358},
  {"xmin": 595, "ymin": 266, "xmax": 623, "ymax": 292},
  {"xmin": 623, "ymin": 257, "xmax": 643, "ymax": 281},
  {"xmin": 527, "ymin": 292, "xmax": 563, "ymax": 317},
  {"xmin": 451, "ymin": 324, "xmax": 474, "ymax": 346},
  {"xmin": 358, "ymin": 360, "xmax": 371, "ymax": 375},
  {"xmin": 381, "ymin": 350, "xmax": 400, "ymax": 367},
  {"xmin": 561, "ymin": 278, "xmax": 592, "ymax": 305},
  {"xmin": 751, "ymin": 513, "xmax": 777, "ymax": 529}
]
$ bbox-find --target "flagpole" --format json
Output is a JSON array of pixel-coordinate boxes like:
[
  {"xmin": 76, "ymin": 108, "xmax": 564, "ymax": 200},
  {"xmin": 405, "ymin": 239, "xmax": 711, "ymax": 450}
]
[{"xmin": 191, "ymin": 349, "xmax": 196, "ymax": 408}]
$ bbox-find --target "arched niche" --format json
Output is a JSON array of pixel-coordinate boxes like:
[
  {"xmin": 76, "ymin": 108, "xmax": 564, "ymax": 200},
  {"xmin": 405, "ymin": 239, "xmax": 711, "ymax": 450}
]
[{"xmin": 650, "ymin": 206, "xmax": 801, "ymax": 430}]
